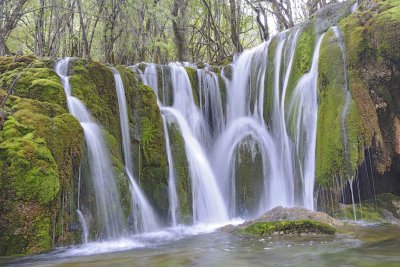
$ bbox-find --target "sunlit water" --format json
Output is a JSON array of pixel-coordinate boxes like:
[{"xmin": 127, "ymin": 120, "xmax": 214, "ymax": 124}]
[{"xmin": 2, "ymin": 224, "xmax": 400, "ymax": 267}]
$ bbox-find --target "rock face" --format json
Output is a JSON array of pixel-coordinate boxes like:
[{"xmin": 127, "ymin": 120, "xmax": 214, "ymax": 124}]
[
  {"xmin": 0, "ymin": 56, "xmax": 84, "ymax": 255},
  {"xmin": 314, "ymin": 0, "xmax": 400, "ymax": 213},
  {"xmin": 334, "ymin": 193, "xmax": 400, "ymax": 223},
  {"xmin": 221, "ymin": 206, "xmax": 338, "ymax": 236}
]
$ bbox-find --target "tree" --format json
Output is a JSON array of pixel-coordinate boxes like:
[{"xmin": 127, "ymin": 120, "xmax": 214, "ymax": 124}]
[
  {"xmin": 0, "ymin": 0, "xmax": 29, "ymax": 55},
  {"xmin": 172, "ymin": 0, "xmax": 188, "ymax": 61}
]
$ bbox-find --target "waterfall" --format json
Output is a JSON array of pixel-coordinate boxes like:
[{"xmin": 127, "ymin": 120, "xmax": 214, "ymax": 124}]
[
  {"xmin": 162, "ymin": 115, "xmax": 180, "ymax": 226},
  {"xmin": 287, "ymin": 33, "xmax": 325, "ymax": 210},
  {"xmin": 332, "ymin": 26, "xmax": 361, "ymax": 221},
  {"xmin": 196, "ymin": 68, "xmax": 225, "ymax": 139},
  {"xmin": 140, "ymin": 64, "xmax": 181, "ymax": 226},
  {"xmin": 111, "ymin": 68, "xmax": 159, "ymax": 232},
  {"xmin": 333, "ymin": 26, "xmax": 352, "ymax": 174},
  {"xmin": 141, "ymin": 63, "xmax": 229, "ymax": 224},
  {"xmin": 161, "ymin": 107, "xmax": 229, "ymax": 223},
  {"xmin": 351, "ymin": 1, "xmax": 358, "ymax": 13},
  {"xmin": 77, "ymin": 210, "xmax": 89, "ymax": 244},
  {"xmin": 55, "ymin": 58, "xmax": 125, "ymax": 240},
  {"xmin": 136, "ymin": 28, "xmax": 328, "ymax": 222},
  {"xmin": 77, "ymin": 167, "xmax": 89, "ymax": 244}
]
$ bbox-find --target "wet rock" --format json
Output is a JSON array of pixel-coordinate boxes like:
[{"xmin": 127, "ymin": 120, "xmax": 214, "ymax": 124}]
[
  {"xmin": 221, "ymin": 206, "xmax": 338, "ymax": 237},
  {"xmin": 252, "ymin": 206, "xmax": 342, "ymax": 227}
]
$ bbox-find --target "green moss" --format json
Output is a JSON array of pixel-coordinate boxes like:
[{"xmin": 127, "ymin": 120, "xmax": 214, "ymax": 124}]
[
  {"xmin": 345, "ymin": 101, "xmax": 365, "ymax": 171},
  {"xmin": 69, "ymin": 59, "xmax": 121, "ymax": 143},
  {"xmin": 168, "ymin": 122, "xmax": 192, "ymax": 223},
  {"xmin": 0, "ymin": 56, "xmax": 36, "ymax": 74},
  {"xmin": 334, "ymin": 193, "xmax": 400, "ymax": 223},
  {"xmin": 316, "ymin": 29, "xmax": 347, "ymax": 185},
  {"xmin": 184, "ymin": 66, "xmax": 199, "ymax": 107},
  {"xmin": 335, "ymin": 203, "xmax": 386, "ymax": 222},
  {"xmin": 28, "ymin": 216, "xmax": 52, "ymax": 254},
  {"xmin": 285, "ymin": 23, "xmax": 316, "ymax": 108},
  {"xmin": 367, "ymin": 5, "xmax": 400, "ymax": 62},
  {"xmin": 234, "ymin": 137, "xmax": 264, "ymax": 215},
  {"xmin": 0, "ymin": 66, "xmax": 67, "ymax": 108},
  {"xmin": 263, "ymin": 35, "xmax": 278, "ymax": 124},
  {"xmin": 118, "ymin": 66, "xmax": 168, "ymax": 216},
  {"xmin": 0, "ymin": 131, "xmax": 59, "ymax": 204},
  {"xmin": 0, "ymin": 92, "xmax": 84, "ymax": 256},
  {"xmin": 239, "ymin": 220, "xmax": 336, "ymax": 236},
  {"xmin": 316, "ymin": 25, "xmax": 366, "ymax": 186},
  {"xmin": 337, "ymin": 3, "xmax": 400, "ymax": 176}
]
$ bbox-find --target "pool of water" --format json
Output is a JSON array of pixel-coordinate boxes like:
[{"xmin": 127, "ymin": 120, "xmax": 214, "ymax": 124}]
[{"xmin": 2, "ymin": 223, "xmax": 400, "ymax": 267}]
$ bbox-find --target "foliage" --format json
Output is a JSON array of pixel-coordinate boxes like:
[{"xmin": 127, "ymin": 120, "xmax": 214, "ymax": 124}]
[{"xmin": 2, "ymin": 0, "xmax": 341, "ymax": 64}]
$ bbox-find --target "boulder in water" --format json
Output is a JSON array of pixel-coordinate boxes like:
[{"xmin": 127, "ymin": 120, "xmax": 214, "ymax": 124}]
[{"xmin": 221, "ymin": 206, "xmax": 340, "ymax": 236}]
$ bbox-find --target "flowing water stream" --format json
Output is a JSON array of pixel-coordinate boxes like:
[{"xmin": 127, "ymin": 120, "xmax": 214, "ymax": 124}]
[
  {"xmin": 55, "ymin": 58, "xmax": 125, "ymax": 240},
  {"xmin": 112, "ymin": 68, "xmax": 159, "ymax": 233}
]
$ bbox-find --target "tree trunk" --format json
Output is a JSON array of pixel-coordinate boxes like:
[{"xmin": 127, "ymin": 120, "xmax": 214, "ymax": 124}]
[
  {"xmin": 172, "ymin": 0, "xmax": 188, "ymax": 61},
  {"xmin": 229, "ymin": 0, "xmax": 242, "ymax": 53}
]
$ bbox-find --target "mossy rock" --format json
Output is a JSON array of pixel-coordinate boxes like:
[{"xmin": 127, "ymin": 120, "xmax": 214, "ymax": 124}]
[
  {"xmin": 336, "ymin": 1, "xmax": 400, "ymax": 176},
  {"xmin": 69, "ymin": 59, "xmax": 121, "ymax": 146},
  {"xmin": 167, "ymin": 122, "xmax": 192, "ymax": 223},
  {"xmin": 117, "ymin": 66, "xmax": 168, "ymax": 218},
  {"xmin": 238, "ymin": 220, "xmax": 336, "ymax": 236},
  {"xmin": 334, "ymin": 193, "xmax": 400, "ymax": 222},
  {"xmin": 0, "ymin": 94, "xmax": 84, "ymax": 256},
  {"xmin": 285, "ymin": 22, "xmax": 316, "ymax": 109},
  {"xmin": 234, "ymin": 137, "xmax": 264, "ymax": 216},
  {"xmin": 184, "ymin": 66, "xmax": 199, "ymax": 107},
  {"xmin": 316, "ymin": 27, "xmax": 364, "ymax": 186},
  {"xmin": 0, "ymin": 60, "xmax": 67, "ymax": 109}
]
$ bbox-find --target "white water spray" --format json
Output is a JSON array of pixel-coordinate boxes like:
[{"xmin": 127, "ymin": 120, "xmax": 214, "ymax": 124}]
[
  {"xmin": 112, "ymin": 68, "xmax": 159, "ymax": 233},
  {"xmin": 55, "ymin": 58, "xmax": 125, "ymax": 240}
]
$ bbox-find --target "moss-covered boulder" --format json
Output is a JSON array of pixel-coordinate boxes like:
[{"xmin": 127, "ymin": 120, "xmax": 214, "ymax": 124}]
[
  {"xmin": 0, "ymin": 92, "xmax": 84, "ymax": 256},
  {"xmin": 221, "ymin": 206, "xmax": 338, "ymax": 237},
  {"xmin": 238, "ymin": 220, "xmax": 336, "ymax": 237},
  {"xmin": 166, "ymin": 122, "xmax": 192, "ymax": 223},
  {"xmin": 234, "ymin": 137, "xmax": 264, "ymax": 216},
  {"xmin": 0, "ymin": 57, "xmax": 65, "ymax": 108},
  {"xmin": 117, "ymin": 66, "xmax": 168, "ymax": 219}
]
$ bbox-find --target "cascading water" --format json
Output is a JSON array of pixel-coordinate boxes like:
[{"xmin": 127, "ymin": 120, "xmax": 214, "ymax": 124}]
[
  {"xmin": 139, "ymin": 64, "xmax": 181, "ymax": 226},
  {"xmin": 138, "ymin": 28, "xmax": 327, "ymax": 222},
  {"xmin": 333, "ymin": 26, "xmax": 352, "ymax": 173},
  {"xmin": 332, "ymin": 26, "xmax": 360, "ymax": 221},
  {"xmin": 55, "ymin": 58, "xmax": 125, "ymax": 240},
  {"xmin": 111, "ymin": 68, "xmax": 159, "ymax": 232},
  {"xmin": 141, "ymin": 63, "xmax": 229, "ymax": 224},
  {"xmin": 77, "ymin": 168, "xmax": 89, "ymax": 244},
  {"xmin": 287, "ymin": 33, "xmax": 325, "ymax": 210},
  {"xmin": 161, "ymin": 107, "xmax": 229, "ymax": 223},
  {"xmin": 162, "ymin": 115, "xmax": 180, "ymax": 226},
  {"xmin": 196, "ymin": 67, "xmax": 225, "ymax": 139}
]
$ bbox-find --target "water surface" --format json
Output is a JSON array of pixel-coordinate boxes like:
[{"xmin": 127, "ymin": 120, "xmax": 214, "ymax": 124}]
[{"xmin": 2, "ymin": 224, "xmax": 400, "ymax": 267}]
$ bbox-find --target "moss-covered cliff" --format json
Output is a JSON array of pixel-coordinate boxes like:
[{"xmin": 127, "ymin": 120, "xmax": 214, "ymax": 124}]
[
  {"xmin": 0, "ymin": 57, "xmax": 84, "ymax": 255},
  {"xmin": 314, "ymin": 0, "xmax": 400, "ymax": 211},
  {"xmin": 0, "ymin": 57, "xmax": 168, "ymax": 255}
]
